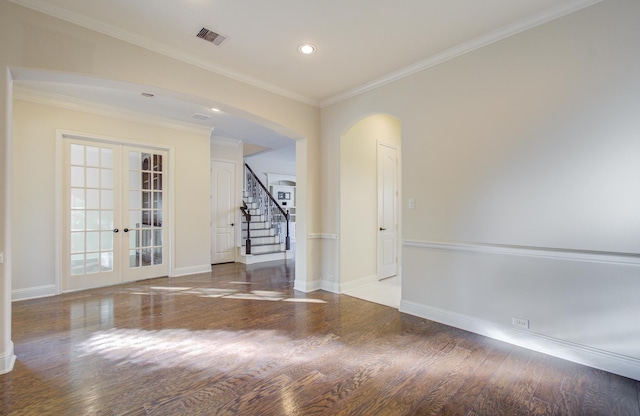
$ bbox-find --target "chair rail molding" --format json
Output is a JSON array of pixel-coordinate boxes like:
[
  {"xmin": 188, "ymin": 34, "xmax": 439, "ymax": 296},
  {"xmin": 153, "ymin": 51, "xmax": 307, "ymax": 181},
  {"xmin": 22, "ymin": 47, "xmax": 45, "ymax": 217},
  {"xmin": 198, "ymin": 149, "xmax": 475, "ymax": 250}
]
[
  {"xmin": 403, "ymin": 240, "xmax": 640, "ymax": 266},
  {"xmin": 308, "ymin": 233, "xmax": 338, "ymax": 240}
]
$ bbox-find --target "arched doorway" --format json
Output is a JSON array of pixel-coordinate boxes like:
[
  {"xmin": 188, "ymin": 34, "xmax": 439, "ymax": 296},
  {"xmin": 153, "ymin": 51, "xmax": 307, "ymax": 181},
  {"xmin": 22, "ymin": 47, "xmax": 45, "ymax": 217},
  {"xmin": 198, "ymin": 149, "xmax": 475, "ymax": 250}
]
[{"xmin": 339, "ymin": 114, "xmax": 401, "ymax": 307}]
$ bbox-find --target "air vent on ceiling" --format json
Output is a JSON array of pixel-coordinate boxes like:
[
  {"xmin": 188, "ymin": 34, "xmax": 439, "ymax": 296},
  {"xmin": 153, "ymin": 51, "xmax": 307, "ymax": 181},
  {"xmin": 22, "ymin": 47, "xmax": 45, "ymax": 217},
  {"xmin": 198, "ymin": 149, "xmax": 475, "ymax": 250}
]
[
  {"xmin": 196, "ymin": 27, "xmax": 227, "ymax": 46},
  {"xmin": 191, "ymin": 113, "xmax": 212, "ymax": 121}
]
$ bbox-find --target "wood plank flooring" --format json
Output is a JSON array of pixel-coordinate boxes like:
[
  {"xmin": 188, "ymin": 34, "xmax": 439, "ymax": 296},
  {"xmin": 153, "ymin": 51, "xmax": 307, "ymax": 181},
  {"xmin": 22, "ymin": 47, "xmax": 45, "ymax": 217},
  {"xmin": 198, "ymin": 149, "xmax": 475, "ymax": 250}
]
[{"xmin": 2, "ymin": 260, "xmax": 639, "ymax": 415}]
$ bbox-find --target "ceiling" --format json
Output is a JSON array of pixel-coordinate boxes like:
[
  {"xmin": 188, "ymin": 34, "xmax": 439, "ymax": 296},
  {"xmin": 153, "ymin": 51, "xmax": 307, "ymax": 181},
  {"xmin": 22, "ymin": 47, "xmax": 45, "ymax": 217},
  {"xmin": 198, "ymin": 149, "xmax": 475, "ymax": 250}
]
[
  {"xmin": 10, "ymin": 0, "xmax": 600, "ymax": 150},
  {"xmin": 12, "ymin": 68, "xmax": 299, "ymax": 151}
]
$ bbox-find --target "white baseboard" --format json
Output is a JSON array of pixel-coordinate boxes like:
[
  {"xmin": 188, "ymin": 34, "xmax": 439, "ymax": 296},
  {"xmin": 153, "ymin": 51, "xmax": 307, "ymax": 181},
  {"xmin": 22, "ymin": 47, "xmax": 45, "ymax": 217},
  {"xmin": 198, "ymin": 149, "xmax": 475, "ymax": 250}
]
[
  {"xmin": 237, "ymin": 252, "xmax": 288, "ymax": 265},
  {"xmin": 0, "ymin": 342, "xmax": 16, "ymax": 375},
  {"xmin": 400, "ymin": 300, "xmax": 640, "ymax": 381},
  {"xmin": 340, "ymin": 274, "xmax": 379, "ymax": 293},
  {"xmin": 321, "ymin": 280, "xmax": 340, "ymax": 294},
  {"xmin": 172, "ymin": 264, "xmax": 212, "ymax": 277},
  {"xmin": 294, "ymin": 278, "xmax": 323, "ymax": 293},
  {"xmin": 12, "ymin": 284, "xmax": 57, "ymax": 301}
]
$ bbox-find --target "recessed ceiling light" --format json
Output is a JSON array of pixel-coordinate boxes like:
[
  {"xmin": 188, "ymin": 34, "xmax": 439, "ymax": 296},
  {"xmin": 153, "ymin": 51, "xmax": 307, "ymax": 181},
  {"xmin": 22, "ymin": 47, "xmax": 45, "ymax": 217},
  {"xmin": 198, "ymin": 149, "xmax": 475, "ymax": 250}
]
[
  {"xmin": 141, "ymin": 92, "xmax": 155, "ymax": 98},
  {"xmin": 298, "ymin": 44, "xmax": 316, "ymax": 55},
  {"xmin": 210, "ymin": 107, "xmax": 221, "ymax": 112}
]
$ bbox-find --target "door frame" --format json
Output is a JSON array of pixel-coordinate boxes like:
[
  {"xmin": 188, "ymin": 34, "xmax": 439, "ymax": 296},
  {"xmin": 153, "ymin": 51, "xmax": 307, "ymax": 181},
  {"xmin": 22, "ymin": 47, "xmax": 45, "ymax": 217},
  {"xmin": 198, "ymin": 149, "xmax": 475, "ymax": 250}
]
[
  {"xmin": 377, "ymin": 140, "xmax": 399, "ymax": 280},
  {"xmin": 210, "ymin": 158, "xmax": 238, "ymax": 264},
  {"xmin": 55, "ymin": 130, "xmax": 175, "ymax": 293}
]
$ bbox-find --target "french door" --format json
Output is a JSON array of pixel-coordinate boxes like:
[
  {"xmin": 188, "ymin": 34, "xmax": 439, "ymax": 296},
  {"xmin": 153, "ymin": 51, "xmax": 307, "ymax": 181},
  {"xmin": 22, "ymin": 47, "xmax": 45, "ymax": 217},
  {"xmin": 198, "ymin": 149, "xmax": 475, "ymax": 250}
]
[{"xmin": 62, "ymin": 137, "xmax": 169, "ymax": 291}]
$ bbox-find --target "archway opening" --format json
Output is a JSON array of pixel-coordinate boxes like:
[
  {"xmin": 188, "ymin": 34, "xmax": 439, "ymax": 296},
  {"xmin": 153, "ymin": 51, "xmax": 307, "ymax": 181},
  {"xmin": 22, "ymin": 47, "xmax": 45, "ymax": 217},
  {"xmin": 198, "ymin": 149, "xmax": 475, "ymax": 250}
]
[{"xmin": 339, "ymin": 114, "xmax": 401, "ymax": 307}]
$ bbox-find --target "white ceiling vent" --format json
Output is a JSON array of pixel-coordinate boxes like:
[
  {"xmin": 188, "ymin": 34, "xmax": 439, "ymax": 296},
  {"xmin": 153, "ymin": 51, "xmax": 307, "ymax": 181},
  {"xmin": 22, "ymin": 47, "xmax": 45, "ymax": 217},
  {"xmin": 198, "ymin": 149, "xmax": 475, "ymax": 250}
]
[
  {"xmin": 191, "ymin": 113, "xmax": 212, "ymax": 120},
  {"xmin": 196, "ymin": 27, "xmax": 227, "ymax": 46}
]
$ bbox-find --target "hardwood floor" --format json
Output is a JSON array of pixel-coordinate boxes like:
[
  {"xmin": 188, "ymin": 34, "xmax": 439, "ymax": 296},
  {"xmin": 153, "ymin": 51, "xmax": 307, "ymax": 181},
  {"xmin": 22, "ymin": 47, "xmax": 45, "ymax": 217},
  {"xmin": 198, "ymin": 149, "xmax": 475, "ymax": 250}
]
[{"xmin": 2, "ymin": 260, "xmax": 639, "ymax": 415}]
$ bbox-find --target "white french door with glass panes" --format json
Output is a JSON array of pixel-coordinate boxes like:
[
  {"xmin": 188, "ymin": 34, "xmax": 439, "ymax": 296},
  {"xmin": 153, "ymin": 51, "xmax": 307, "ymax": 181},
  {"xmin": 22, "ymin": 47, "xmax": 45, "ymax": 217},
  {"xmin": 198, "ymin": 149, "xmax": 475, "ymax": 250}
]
[
  {"xmin": 123, "ymin": 148, "xmax": 167, "ymax": 281},
  {"xmin": 63, "ymin": 137, "xmax": 168, "ymax": 291}
]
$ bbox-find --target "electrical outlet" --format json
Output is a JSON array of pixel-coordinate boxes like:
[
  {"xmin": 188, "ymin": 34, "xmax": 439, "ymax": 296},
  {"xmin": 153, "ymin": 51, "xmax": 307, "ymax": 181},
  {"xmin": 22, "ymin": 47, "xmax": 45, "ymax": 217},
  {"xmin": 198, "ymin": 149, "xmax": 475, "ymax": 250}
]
[
  {"xmin": 0, "ymin": 251, "xmax": 3, "ymax": 264},
  {"xmin": 512, "ymin": 317, "xmax": 529, "ymax": 329},
  {"xmin": 408, "ymin": 198, "xmax": 416, "ymax": 209}
]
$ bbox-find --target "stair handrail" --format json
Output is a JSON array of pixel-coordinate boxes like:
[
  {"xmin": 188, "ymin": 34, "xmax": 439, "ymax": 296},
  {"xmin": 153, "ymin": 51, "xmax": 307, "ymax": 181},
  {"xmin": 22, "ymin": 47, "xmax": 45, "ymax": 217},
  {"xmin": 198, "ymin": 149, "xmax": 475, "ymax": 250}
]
[
  {"xmin": 245, "ymin": 164, "xmax": 288, "ymax": 218},
  {"xmin": 244, "ymin": 163, "xmax": 290, "ymax": 250}
]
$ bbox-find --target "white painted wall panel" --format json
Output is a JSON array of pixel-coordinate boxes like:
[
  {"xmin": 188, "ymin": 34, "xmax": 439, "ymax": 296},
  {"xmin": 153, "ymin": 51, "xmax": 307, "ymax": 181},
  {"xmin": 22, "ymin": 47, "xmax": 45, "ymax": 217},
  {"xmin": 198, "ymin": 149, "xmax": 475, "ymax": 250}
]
[{"xmin": 322, "ymin": 0, "xmax": 640, "ymax": 378}]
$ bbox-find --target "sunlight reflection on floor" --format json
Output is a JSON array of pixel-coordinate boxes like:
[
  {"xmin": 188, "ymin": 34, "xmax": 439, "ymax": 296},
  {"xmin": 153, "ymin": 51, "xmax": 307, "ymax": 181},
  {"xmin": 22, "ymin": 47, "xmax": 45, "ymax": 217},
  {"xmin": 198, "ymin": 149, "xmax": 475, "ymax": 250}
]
[
  {"xmin": 76, "ymin": 326, "xmax": 440, "ymax": 378},
  {"xmin": 126, "ymin": 286, "xmax": 327, "ymax": 303},
  {"xmin": 78, "ymin": 328, "xmax": 309, "ymax": 371}
]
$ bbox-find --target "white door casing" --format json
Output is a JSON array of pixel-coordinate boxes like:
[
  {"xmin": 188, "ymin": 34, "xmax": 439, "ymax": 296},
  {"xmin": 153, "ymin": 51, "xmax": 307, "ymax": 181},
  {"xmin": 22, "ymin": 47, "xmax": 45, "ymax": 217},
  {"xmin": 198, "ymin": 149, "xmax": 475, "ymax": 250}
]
[
  {"xmin": 61, "ymin": 136, "xmax": 169, "ymax": 291},
  {"xmin": 211, "ymin": 160, "xmax": 236, "ymax": 264},
  {"xmin": 377, "ymin": 142, "xmax": 398, "ymax": 279}
]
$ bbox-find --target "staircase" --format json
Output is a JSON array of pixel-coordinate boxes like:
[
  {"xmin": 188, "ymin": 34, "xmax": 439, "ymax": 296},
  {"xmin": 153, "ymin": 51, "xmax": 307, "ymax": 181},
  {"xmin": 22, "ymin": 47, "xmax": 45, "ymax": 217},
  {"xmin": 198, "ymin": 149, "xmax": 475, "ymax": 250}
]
[{"xmin": 238, "ymin": 164, "xmax": 292, "ymax": 264}]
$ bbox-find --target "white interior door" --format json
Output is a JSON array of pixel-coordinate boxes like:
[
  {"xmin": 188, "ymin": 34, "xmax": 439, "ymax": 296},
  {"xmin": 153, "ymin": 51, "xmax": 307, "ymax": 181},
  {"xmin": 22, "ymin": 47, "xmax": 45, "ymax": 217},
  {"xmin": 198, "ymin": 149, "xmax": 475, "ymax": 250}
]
[
  {"xmin": 62, "ymin": 138, "xmax": 168, "ymax": 291},
  {"xmin": 122, "ymin": 148, "xmax": 168, "ymax": 282},
  {"xmin": 64, "ymin": 139, "xmax": 121, "ymax": 291},
  {"xmin": 211, "ymin": 160, "xmax": 236, "ymax": 264},
  {"xmin": 377, "ymin": 142, "xmax": 398, "ymax": 279}
]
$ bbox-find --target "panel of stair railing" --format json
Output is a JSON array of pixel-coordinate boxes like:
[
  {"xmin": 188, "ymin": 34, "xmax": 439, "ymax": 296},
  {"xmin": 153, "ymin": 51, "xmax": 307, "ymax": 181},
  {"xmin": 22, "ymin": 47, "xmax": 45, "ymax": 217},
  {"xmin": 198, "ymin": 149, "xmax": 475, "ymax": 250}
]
[{"xmin": 241, "ymin": 195, "xmax": 285, "ymax": 255}]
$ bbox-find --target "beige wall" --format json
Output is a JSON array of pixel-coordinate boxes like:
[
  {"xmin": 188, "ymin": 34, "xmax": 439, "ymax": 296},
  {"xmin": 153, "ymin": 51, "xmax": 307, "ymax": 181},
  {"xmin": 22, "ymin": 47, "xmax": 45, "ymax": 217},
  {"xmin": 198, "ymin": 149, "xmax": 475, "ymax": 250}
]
[
  {"xmin": 0, "ymin": 0, "xmax": 321, "ymax": 373},
  {"xmin": 339, "ymin": 115, "xmax": 400, "ymax": 287},
  {"xmin": 322, "ymin": 0, "xmax": 640, "ymax": 379},
  {"xmin": 11, "ymin": 99, "xmax": 212, "ymax": 295},
  {"xmin": 211, "ymin": 138, "xmax": 243, "ymax": 162},
  {"xmin": 3, "ymin": 0, "xmax": 640, "ymax": 381}
]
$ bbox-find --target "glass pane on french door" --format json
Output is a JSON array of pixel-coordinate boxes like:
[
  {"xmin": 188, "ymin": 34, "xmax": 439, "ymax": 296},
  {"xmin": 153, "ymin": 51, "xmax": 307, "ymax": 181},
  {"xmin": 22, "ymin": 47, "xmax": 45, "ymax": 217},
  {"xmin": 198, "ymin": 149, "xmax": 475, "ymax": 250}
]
[
  {"xmin": 122, "ymin": 148, "xmax": 168, "ymax": 282},
  {"xmin": 63, "ymin": 139, "xmax": 169, "ymax": 291},
  {"xmin": 64, "ymin": 140, "xmax": 121, "ymax": 291}
]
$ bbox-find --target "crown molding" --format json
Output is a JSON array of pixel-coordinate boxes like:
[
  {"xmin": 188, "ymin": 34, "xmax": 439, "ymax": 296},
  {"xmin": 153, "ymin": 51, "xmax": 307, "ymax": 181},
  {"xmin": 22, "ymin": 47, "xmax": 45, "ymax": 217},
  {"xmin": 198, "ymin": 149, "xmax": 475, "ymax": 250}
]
[
  {"xmin": 13, "ymin": 86, "xmax": 213, "ymax": 136},
  {"xmin": 211, "ymin": 136, "xmax": 242, "ymax": 147},
  {"xmin": 9, "ymin": 0, "xmax": 320, "ymax": 107},
  {"xmin": 10, "ymin": 0, "xmax": 602, "ymax": 109},
  {"xmin": 320, "ymin": 0, "xmax": 603, "ymax": 107}
]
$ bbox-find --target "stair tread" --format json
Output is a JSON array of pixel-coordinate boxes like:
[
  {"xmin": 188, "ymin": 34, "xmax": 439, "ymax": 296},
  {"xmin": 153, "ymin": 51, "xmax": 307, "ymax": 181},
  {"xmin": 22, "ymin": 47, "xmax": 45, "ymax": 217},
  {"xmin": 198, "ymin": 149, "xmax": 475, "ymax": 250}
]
[{"xmin": 242, "ymin": 190, "xmax": 287, "ymax": 256}]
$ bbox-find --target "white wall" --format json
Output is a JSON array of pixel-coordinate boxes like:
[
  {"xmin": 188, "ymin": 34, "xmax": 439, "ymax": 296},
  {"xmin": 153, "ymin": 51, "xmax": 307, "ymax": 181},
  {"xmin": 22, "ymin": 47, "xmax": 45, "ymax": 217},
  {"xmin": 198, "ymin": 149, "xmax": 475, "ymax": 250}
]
[
  {"xmin": 211, "ymin": 137, "xmax": 244, "ymax": 252},
  {"xmin": 321, "ymin": 0, "xmax": 640, "ymax": 379},
  {"xmin": 244, "ymin": 144, "xmax": 297, "ymax": 185},
  {"xmin": 0, "ymin": 68, "xmax": 14, "ymax": 374}
]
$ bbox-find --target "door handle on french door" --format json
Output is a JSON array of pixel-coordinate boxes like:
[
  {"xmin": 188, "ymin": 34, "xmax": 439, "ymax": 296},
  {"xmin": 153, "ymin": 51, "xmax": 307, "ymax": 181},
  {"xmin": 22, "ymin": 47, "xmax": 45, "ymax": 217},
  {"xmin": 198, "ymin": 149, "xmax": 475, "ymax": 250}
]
[
  {"xmin": 113, "ymin": 228, "xmax": 119, "ymax": 233},
  {"xmin": 231, "ymin": 223, "xmax": 235, "ymax": 227},
  {"xmin": 123, "ymin": 228, "xmax": 129, "ymax": 233},
  {"xmin": 379, "ymin": 227, "xmax": 386, "ymax": 231}
]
